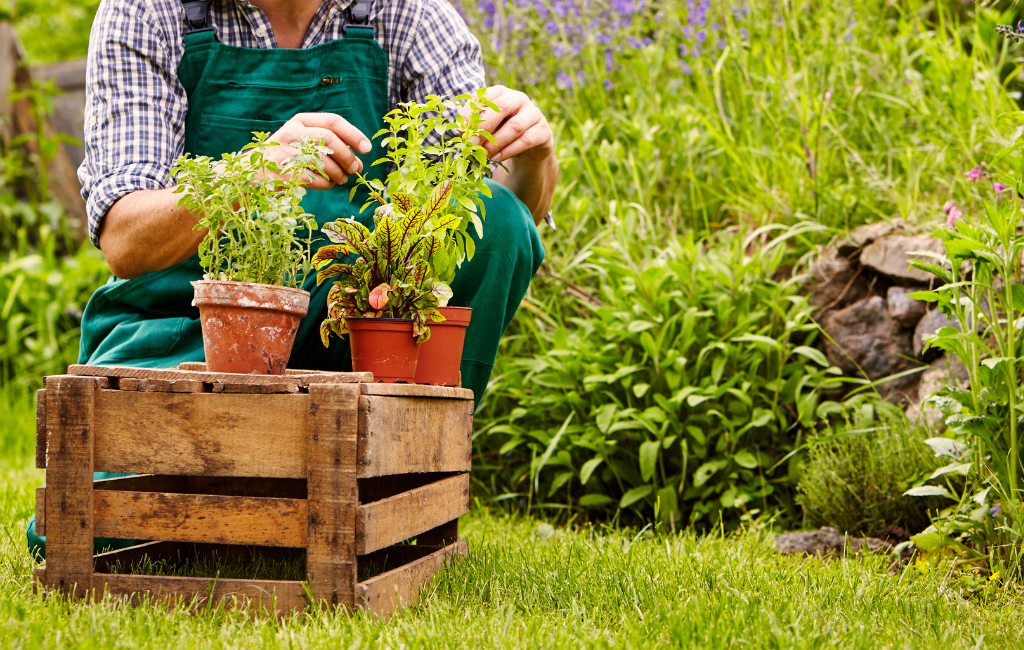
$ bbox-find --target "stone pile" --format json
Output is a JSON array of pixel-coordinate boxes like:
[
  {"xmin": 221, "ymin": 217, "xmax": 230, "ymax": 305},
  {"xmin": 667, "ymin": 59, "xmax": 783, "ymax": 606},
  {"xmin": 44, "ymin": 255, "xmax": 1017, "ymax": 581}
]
[{"xmin": 809, "ymin": 222, "xmax": 967, "ymax": 426}]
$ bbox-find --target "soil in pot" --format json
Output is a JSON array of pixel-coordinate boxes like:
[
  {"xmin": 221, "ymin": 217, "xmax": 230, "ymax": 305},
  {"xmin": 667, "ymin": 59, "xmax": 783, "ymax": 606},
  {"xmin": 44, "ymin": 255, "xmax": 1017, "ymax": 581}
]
[
  {"xmin": 193, "ymin": 280, "xmax": 310, "ymax": 375},
  {"xmin": 414, "ymin": 306, "xmax": 472, "ymax": 386},
  {"xmin": 348, "ymin": 318, "xmax": 420, "ymax": 383}
]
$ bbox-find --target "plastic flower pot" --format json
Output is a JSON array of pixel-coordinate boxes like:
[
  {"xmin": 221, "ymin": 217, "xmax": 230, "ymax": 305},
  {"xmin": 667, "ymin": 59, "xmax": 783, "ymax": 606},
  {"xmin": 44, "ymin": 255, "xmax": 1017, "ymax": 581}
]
[
  {"xmin": 347, "ymin": 317, "xmax": 420, "ymax": 383},
  {"xmin": 413, "ymin": 306, "xmax": 472, "ymax": 386},
  {"xmin": 193, "ymin": 280, "xmax": 310, "ymax": 375}
]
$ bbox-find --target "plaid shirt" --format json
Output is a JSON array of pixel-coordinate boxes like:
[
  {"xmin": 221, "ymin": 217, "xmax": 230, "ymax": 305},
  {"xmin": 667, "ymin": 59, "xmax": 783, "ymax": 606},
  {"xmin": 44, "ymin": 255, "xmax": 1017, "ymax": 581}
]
[{"xmin": 80, "ymin": 0, "xmax": 484, "ymax": 246}]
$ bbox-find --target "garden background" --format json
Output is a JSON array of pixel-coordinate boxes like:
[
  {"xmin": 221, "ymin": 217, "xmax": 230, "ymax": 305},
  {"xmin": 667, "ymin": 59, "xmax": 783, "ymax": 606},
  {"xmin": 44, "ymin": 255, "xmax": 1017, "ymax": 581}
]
[{"xmin": 3, "ymin": 0, "xmax": 1024, "ymax": 646}]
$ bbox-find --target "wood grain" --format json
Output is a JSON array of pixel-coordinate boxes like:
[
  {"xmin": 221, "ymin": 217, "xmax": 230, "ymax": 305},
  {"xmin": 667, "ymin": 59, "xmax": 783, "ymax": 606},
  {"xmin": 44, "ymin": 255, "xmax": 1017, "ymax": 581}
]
[
  {"xmin": 35, "ymin": 389, "xmax": 46, "ymax": 469},
  {"xmin": 95, "ymin": 573, "xmax": 308, "ymax": 615},
  {"xmin": 358, "ymin": 395, "xmax": 473, "ymax": 477},
  {"xmin": 91, "ymin": 491, "xmax": 306, "ymax": 547},
  {"xmin": 35, "ymin": 487, "xmax": 45, "ymax": 536},
  {"xmin": 92, "ymin": 391, "xmax": 309, "ymax": 478},
  {"xmin": 356, "ymin": 540, "xmax": 467, "ymax": 619},
  {"xmin": 357, "ymin": 473, "xmax": 469, "ymax": 555},
  {"xmin": 359, "ymin": 383, "xmax": 474, "ymax": 400},
  {"xmin": 43, "ymin": 375, "xmax": 103, "ymax": 597},
  {"xmin": 69, "ymin": 364, "xmax": 371, "ymax": 387},
  {"xmin": 212, "ymin": 381, "xmax": 299, "ymax": 394},
  {"xmin": 306, "ymin": 383, "xmax": 359, "ymax": 607}
]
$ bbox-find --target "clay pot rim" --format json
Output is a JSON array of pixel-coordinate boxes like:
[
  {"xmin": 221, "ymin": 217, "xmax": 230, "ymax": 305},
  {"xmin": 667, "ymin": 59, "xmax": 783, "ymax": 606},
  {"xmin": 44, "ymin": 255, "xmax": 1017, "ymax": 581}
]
[
  {"xmin": 430, "ymin": 306, "xmax": 472, "ymax": 326},
  {"xmin": 346, "ymin": 317, "xmax": 415, "ymax": 323},
  {"xmin": 194, "ymin": 279, "xmax": 310, "ymax": 297},
  {"xmin": 193, "ymin": 279, "xmax": 310, "ymax": 317}
]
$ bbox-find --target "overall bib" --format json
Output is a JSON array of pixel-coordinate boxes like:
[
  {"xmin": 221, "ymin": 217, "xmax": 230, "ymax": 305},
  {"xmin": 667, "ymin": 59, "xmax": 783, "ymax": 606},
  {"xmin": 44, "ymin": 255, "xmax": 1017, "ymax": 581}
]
[{"xmin": 28, "ymin": 0, "xmax": 544, "ymax": 558}]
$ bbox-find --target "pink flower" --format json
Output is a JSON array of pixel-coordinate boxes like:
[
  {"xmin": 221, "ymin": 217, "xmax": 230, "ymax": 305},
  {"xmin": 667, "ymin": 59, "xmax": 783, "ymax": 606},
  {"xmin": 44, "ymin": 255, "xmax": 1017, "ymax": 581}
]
[
  {"xmin": 994, "ymin": 182, "xmax": 1010, "ymax": 194},
  {"xmin": 965, "ymin": 165, "xmax": 987, "ymax": 182},
  {"xmin": 946, "ymin": 205, "xmax": 964, "ymax": 228},
  {"xmin": 942, "ymin": 200, "xmax": 958, "ymax": 215}
]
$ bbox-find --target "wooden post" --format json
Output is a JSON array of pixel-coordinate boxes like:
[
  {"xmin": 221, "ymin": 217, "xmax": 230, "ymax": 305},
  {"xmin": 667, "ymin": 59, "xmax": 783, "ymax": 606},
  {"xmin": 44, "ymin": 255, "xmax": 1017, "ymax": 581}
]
[
  {"xmin": 43, "ymin": 375, "xmax": 103, "ymax": 597},
  {"xmin": 306, "ymin": 383, "xmax": 359, "ymax": 608}
]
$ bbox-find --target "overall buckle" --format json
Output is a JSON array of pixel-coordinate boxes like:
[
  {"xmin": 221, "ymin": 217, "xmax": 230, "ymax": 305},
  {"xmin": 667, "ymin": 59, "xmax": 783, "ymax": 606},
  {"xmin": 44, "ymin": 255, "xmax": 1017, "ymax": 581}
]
[
  {"xmin": 182, "ymin": 0, "xmax": 215, "ymax": 35},
  {"xmin": 343, "ymin": 0, "xmax": 374, "ymax": 36}
]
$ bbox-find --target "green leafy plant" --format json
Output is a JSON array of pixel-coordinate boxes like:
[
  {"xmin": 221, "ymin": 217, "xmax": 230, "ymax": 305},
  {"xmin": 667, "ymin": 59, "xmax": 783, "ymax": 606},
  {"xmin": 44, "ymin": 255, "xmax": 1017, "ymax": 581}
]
[
  {"xmin": 170, "ymin": 132, "xmax": 329, "ymax": 288},
  {"xmin": 903, "ymin": 130, "xmax": 1024, "ymax": 575},
  {"xmin": 314, "ymin": 201, "xmax": 454, "ymax": 345},
  {"xmin": 359, "ymin": 91, "xmax": 496, "ymax": 283},
  {"xmin": 475, "ymin": 221, "xmax": 843, "ymax": 528}
]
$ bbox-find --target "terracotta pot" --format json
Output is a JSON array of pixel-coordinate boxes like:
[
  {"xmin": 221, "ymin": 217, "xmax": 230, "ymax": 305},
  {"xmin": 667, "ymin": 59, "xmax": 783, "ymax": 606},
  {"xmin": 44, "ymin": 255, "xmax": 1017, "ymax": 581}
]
[
  {"xmin": 348, "ymin": 318, "xmax": 420, "ymax": 383},
  {"xmin": 413, "ymin": 307, "xmax": 472, "ymax": 386},
  {"xmin": 193, "ymin": 280, "xmax": 309, "ymax": 375}
]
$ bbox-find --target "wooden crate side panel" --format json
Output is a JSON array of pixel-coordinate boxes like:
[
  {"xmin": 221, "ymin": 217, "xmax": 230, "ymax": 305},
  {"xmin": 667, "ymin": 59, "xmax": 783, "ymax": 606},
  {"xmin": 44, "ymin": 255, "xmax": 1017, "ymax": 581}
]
[
  {"xmin": 92, "ymin": 491, "xmax": 307, "ymax": 548},
  {"xmin": 34, "ymin": 487, "xmax": 45, "ymax": 536},
  {"xmin": 355, "ymin": 540, "xmax": 467, "ymax": 620},
  {"xmin": 35, "ymin": 389, "xmax": 46, "ymax": 469},
  {"xmin": 357, "ymin": 396, "xmax": 473, "ymax": 477},
  {"xmin": 70, "ymin": 364, "xmax": 371, "ymax": 387},
  {"xmin": 43, "ymin": 375, "xmax": 103, "ymax": 597},
  {"xmin": 306, "ymin": 384, "xmax": 359, "ymax": 608},
  {"xmin": 358, "ymin": 384, "xmax": 474, "ymax": 400},
  {"xmin": 356, "ymin": 474, "xmax": 469, "ymax": 555},
  {"xmin": 92, "ymin": 391, "xmax": 308, "ymax": 478},
  {"xmin": 95, "ymin": 573, "xmax": 308, "ymax": 615}
]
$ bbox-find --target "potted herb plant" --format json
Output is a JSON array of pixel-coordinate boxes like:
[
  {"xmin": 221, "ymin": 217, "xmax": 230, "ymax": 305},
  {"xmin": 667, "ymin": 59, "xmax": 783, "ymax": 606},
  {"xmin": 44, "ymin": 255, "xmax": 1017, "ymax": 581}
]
[
  {"xmin": 315, "ymin": 92, "xmax": 496, "ymax": 385},
  {"xmin": 172, "ymin": 133, "xmax": 328, "ymax": 375}
]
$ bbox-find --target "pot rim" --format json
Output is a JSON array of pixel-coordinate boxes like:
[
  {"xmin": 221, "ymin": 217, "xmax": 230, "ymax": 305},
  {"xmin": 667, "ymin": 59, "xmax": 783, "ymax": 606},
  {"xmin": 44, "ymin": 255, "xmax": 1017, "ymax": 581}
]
[
  {"xmin": 194, "ymin": 279, "xmax": 310, "ymax": 297},
  {"xmin": 346, "ymin": 317, "xmax": 415, "ymax": 323}
]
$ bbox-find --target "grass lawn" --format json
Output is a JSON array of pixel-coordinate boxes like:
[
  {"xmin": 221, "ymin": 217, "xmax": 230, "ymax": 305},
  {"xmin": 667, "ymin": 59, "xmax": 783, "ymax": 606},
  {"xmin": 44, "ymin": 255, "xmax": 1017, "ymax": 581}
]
[{"xmin": 0, "ymin": 456, "xmax": 1021, "ymax": 648}]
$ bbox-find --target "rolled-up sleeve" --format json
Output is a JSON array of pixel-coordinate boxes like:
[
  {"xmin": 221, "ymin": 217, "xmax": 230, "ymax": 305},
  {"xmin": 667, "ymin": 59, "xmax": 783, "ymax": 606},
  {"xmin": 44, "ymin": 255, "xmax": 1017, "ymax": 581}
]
[{"xmin": 78, "ymin": 0, "xmax": 186, "ymax": 247}]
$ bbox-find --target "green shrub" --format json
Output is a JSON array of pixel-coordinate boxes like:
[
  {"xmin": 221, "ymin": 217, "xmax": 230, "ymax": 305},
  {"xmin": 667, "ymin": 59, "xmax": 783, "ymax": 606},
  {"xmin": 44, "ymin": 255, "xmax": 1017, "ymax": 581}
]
[
  {"xmin": 474, "ymin": 222, "xmax": 842, "ymax": 528},
  {"xmin": 796, "ymin": 407, "xmax": 944, "ymax": 536}
]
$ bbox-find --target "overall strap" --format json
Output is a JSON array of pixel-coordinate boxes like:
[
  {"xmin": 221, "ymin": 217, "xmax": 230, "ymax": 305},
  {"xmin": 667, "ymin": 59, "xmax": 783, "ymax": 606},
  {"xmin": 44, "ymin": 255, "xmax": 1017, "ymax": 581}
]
[
  {"xmin": 181, "ymin": 0, "xmax": 218, "ymax": 45},
  {"xmin": 344, "ymin": 0, "xmax": 375, "ymax": 39}
]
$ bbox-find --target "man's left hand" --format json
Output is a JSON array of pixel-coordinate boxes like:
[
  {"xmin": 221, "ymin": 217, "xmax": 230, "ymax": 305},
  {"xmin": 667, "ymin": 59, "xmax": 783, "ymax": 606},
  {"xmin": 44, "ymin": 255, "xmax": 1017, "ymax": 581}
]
[{"xmin": 461, "ymin": 86, "xmax": 554, "ymax": 165}]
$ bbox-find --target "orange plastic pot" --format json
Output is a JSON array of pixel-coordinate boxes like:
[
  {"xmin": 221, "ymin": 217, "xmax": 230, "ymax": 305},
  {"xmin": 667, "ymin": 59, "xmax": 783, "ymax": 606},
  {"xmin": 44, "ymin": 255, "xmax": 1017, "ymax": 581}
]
[
  {"xmin": 347, "ymin": 317, "xmax": 420, "ymax": 383},
  {"xmin": 413, "ymin": 307, "xmax": 472, "ymax": 386},
  {"xmin": 193, "ymin": 280, "xmax": 309, "ymax": 375}
]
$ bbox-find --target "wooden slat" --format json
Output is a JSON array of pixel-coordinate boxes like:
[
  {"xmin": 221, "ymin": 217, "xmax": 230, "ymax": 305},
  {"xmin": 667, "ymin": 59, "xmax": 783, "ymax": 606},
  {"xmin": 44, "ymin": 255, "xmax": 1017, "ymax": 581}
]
[
  {"xmin": 359, "ymin": 383, "xmax": 474, "ymax": 400},
  {"xmin": 91, "ymin": 491, "xmax": 306, "ymax": 547},
  {"xmin": 356, "ymin": 474, "xmax": 469, "ymax": 555},
  {"xmin": 306, "ymin": 384, "xmax": 359, "ymax": 607},
  {"xmin": 35, "ymin": 389, "xmax": 46, "ymax": 468},
  {"xmin": 95, "ymin": 573, "xmax": 308, "ymax": 615},
  {"xmin": 358, "ymin": 395, "xmax": 473, "ymax": 477},
  {"xmin": 177, "ymin": 362, "xmax": 353, "ymax": 378},
  {"xmin": 43, "ymin": 375, "xmax": 103, "ymax": 597},
  {"xmin": 35, "ymin": 487, "xmax": 45, "ymax": 536},
  {"xmin": 69, "ymin": 364, "xmax": 371, "ymax": 387},
  {"xmin": 356, "ymin": 540, "xmax": 467, "ymax": 619},
  {"xmin": 211, "ymin": 381, "xmax": 299, "ymax": 394},
  {"xmin": 92, "ymin": 391, "xmax": 309, "ymax": 478}
]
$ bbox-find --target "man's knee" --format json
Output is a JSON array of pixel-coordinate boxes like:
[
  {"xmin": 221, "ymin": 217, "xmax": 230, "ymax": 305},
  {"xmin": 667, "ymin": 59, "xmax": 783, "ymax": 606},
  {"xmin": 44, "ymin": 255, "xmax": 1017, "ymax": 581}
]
[{"xmin": 475, "ymin": 179, "xmax": 543, "ymax": 265}]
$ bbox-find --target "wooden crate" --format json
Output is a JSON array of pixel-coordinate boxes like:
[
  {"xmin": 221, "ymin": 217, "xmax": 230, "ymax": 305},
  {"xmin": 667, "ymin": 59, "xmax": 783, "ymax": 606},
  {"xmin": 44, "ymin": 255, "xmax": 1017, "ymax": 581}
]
[{"xmin": 33, "ymin": 364, "xmax": 473, "ymax": 618}]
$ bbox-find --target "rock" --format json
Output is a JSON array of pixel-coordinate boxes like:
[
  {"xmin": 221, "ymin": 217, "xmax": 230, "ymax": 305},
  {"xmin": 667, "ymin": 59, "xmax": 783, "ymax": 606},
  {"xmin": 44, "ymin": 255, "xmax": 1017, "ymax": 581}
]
[
  {"xmin": 837, "ymin": 221, "xmax": 905, "ymax": 257},
  {"xmin": 821, "ymin": 296, "xmax": 917, "ymax": 399},
  {"xmin": 913, "ymin": 308, "xmax": 959, "ymax": 358},
  {"xmin": 774, "ymin": 527, "xmax": 891, "ymax": 556},
  {"xmin": 886, "ymin": 286, "xmax": 927, "ymax": 327},
  {"xmin": 809, "ymin": 246, "xmax": 869, "ymax": 313},
  {"xmin": 905, "ymin": 355, "xmax": 970, "ymax": 428},
  {"xmin": 860, "ymin": 235, "xmax": 945, "ymax": 285}
]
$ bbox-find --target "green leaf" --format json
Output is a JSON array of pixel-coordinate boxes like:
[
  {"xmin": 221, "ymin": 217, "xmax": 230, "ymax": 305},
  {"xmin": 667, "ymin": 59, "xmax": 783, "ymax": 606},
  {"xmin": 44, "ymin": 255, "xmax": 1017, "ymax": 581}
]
[
  {"xmin": 619, "ymin": 485, "xmax": 653, "ymax": 509},
  {"xmin": 580, "ymin": 457, "xmax": 604, "ymax": 485},
  {"xmin": 903, "ymin": 485, "xmax": 954, "ymax": 498},
  {"xmin": 579, "ymin": 494, "xmax": 614, "ymax": 508},
  {"xmin": 693, "ymin": 460, "xmax": 726, "ymax": 488},
  {"xmin": 928, "ymin": 462, "xmax": 972, "ymax": 479},
  {"xmin": 633, "ymin": 383, "xmax": 650, "ymax": 398},
  {"xmin": 639, "ymin": 440, "xmax": 660, "ymax": 482},
  {"xmin": 792, "ymin": 346, "xmax": 829, "ymax": 367},
  {"xmin": 733, "ymin": 450, "xmax": 758, "ymax": 469}
]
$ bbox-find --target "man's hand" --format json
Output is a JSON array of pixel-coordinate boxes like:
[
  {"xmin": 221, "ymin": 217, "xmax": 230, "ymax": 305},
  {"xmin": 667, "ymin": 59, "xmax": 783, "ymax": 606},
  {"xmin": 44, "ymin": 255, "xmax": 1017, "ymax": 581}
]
[
  {"xmin": 265, "ymin": 113, "xmax": 372, "ymax": 188},
  {"xmin": 461, "ymin": 86, "xmax": 557, "ymax": 224}
]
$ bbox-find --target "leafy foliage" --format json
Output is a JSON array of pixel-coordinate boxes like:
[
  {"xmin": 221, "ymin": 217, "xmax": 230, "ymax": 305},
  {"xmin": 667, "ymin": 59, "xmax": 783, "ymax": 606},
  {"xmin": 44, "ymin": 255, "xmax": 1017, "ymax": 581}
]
[
  {"xmin": 796, "ymin": 406, "xmax": 944, "ymax": 536},
  {"xmin": 475, "ymin": 222, "xmax": 843, "ymax": 527},
  {"xmin": 363, "ymin": 91, "xmax": 496, "ymax": 283},
  {"xmin": 171, "ymin": 133, "xmax": 328, "ymax": 288}
]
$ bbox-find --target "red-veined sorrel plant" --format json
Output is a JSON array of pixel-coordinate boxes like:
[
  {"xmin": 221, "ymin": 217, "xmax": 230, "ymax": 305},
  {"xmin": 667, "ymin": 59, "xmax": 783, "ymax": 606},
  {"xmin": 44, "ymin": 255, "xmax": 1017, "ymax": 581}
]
[{"xmin": 904, "ymin": 124, "xmax": 1024, "ymax": 578}]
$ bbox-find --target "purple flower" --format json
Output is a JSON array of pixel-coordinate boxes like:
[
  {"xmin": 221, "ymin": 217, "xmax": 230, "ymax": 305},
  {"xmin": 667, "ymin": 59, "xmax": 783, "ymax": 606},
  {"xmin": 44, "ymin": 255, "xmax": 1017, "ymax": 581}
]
[
  {"xmin": 739, "ymin": 27, "xmax": 749, "ymax": 39},
  {"xmin": 845, "ymin": 32, "xmax": 852, "ymax": 43},
  {"xmin": 556, "ymin": 71, "xmax": 573, "ymax": 88},
  {"xmin": 711, "ymin": 22, "xmax": 720, "ymax": 31},
  {"xmin": 994, "ymin": 182, "xmax": 1011, "ymax": 193},
  {"xmin": 571, "ymin": 42, "xmax": 582, "ymax": 56},
  {"xmin": 680, "ymin": 61, "xmax": 692, "ymax": 75},
  {"xmin": 596, "ymin": 32, "xmax": 611, "ymax": 45},
  {"xmin": 552, "ymin": 0, "xmax": 571, "ymax": 17},
  {"xmin": 553, "ymin": 44, "xmax": 566, "ymax": 57},
  {"xmin": 604, "ymin": 78, "xmax": 613, "ymax": 91},
  {"xmin": 605, "ymin": 49, "xmax": 614, "ymax": 73},
  {"xmin": 717, "ymin": 38, "xmax": 726, "ymax": 50},
  {"xmin": 679, "ymin": 44, "xmax": 690, "ymax": 57},
  {"xmin": 991, "ymin": 504, "xmax": 1003, "ymax": 518},
  {"xmin": 576, "ymin": 70, "xmax": 585, "ymax": 83},
  {"xmin": 610, "ymin": 0, "xmax": 638, "ymax": 16},
  {"xmin": 696, "ymin": 29, "xmax": 708, "ymax": 43},
  {"xmin": 965, "ymin": 165, "xmax": 987, "ymax": 182},
  {"xmin": 545, "ymin": 21, "xmax": 558, "ymax": 35}
]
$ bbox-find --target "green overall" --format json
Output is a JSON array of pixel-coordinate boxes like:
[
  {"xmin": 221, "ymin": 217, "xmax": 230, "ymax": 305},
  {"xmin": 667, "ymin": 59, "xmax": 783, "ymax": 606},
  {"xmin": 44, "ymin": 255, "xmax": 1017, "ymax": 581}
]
[{"xmin": 27, "ymin": 0, "xmax": 544, "ymax": 559}]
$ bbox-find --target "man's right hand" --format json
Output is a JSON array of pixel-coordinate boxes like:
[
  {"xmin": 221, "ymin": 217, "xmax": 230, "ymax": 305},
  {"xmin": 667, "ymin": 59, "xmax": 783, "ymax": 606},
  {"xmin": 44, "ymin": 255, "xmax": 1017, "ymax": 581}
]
[
  {"xmin": 265, "ymin": 113, "xmax": 372, "ymax": 188},
  {"xmin": 99, "ymin": 112, "xmax": 372, "ymax": 279}
]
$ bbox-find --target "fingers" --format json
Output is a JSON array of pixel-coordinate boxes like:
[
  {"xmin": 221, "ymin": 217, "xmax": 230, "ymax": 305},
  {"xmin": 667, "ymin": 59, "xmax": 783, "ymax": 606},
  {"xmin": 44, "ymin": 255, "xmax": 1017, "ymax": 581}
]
[
  {"xmin": 485, "ymin": 104, "xmax": 546, "ymax": 161},
  {"xmin": 292, "ymin": 113, "xmax": 371, "ymax": 155},
  {"xmin": 493, "ymin": 121, "xmax": 551, "ymax": 163},
  {"xmin": 475, "ymin": 88, "xmax": 529, "ymax": 142},
  {"xmin": 296, "ymin": 125, "xmax": 360, "ymax": 180}
]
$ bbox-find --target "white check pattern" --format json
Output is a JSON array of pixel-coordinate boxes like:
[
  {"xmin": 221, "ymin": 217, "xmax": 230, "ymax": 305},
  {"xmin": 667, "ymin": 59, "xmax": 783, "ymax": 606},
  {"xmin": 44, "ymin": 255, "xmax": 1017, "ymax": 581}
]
[{"xmin": 79, "ymin": 0, "xmax": 485, "ymax": 246}]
